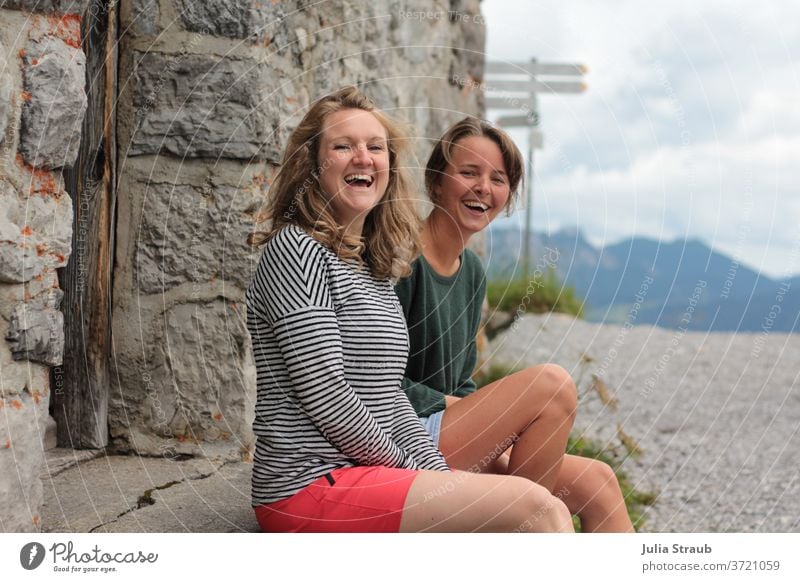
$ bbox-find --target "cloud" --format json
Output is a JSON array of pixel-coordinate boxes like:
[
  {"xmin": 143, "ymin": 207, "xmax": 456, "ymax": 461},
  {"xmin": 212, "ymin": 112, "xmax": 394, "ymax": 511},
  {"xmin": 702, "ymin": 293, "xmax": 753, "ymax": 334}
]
[{"xmin": 482, "ymin": 0, "xmax": 800, "ymax": 277}]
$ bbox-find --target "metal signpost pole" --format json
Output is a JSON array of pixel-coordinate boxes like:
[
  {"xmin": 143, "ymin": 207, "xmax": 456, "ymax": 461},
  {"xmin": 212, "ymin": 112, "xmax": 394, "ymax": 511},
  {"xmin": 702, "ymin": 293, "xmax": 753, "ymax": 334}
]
[
  {"xmin": 523, "ymin": 91, "xmax": 537, "ymax": 279},
  {"xmin": 486, "ymin": 59, "xmax": 587, "ymax": 279}
]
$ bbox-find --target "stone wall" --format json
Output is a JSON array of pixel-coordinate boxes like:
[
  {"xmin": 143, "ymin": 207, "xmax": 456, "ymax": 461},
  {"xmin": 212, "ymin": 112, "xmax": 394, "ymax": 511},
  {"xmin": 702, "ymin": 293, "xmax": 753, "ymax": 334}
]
[
  {"xmin": 0, "ymin": 0, "xmax": 89, "ymax": 532},
  {"xmin": 110, "ymin": 0, "xmax": 486, "ymax": 457}
]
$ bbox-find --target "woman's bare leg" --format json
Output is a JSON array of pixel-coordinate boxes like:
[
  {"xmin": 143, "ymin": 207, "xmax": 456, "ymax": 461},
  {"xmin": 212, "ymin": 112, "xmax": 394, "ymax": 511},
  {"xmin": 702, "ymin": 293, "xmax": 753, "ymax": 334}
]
[
  {"xmin": 439, "ymin": 364, "xmax": 577, "ymax": 491},
  {"xmin": 399, "ymin": 470, "xmax": 574, "ymax": 532},
  {"xmin": 554, "ymin": 454, "xmax": 634, "ymax": 532}
]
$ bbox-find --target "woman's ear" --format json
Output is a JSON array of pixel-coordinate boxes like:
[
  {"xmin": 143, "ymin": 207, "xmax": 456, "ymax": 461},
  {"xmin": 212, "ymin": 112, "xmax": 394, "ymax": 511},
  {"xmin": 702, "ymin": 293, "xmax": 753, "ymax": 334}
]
[
  {"xmin": 504, "ymin": 189, "xmax": 515, "ymax": 216},
  {"xmin": 430, "ymin": 182, "xmax": 441, "ymax": 203}
]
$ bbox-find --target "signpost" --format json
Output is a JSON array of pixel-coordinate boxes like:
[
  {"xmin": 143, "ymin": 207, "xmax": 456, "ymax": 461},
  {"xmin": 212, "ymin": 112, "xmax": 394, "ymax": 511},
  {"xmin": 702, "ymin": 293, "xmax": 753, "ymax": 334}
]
[{"xmin": 485, "ymin": 59, "xmax": 587, "ymax": 278}]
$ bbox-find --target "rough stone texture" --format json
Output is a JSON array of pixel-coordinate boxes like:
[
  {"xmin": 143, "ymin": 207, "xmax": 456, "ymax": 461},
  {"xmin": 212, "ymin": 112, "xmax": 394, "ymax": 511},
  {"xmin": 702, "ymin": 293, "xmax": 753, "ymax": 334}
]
[
  {"xmin": 0, "ymin": 271, "xmax": 60, "ymax": 382},
  {"xmin": 450, "ymin": 0, "xmax": 486, "ymax": 80},
  {"xmin": 118, "ymin": 0, "xmax": 159, "ymax": 37},
  {"xmin": 19, "ymin": 33, "xmax": 87, "ymax": 169},
  {"xmin": 0, "ymin": 1, "xmax": 90, "ymax": 14},
  {"xmin": 136, "ymin": 180, "xmax": 264, "ymax": 294},
  {"xmin": 111, "ymin": 0, "xmax": 485, "ymax": 457},
  {"xmin": 173, "ymin": 0, "xmax": 275, "ymax": 41},
  {"xmin": 40, "ymin": 452, "xmax": 255, "ymax": 532},
  {"xmin": 1, "ymin": 271, "xmax": 62, "ymax": 328},
  {"xmin": 39, "ymin": 446, "xmax": 102, "ymax": 476},
  {"xmin": 108, "ymin": 155, "xmax": 265, "ymax": 455},
  {"xmin": 5, "ymin": 301, "xmax": 64, "ymax": 366},
  {"xmin": 123, "ymin": 0, "xmax": 485, "ymax": 163},
  {"xmin": 112, "ymin": 156, "xmax": 274, "ymax": 295},
  {"xmin": 0, "ymin": 178, "xmax": 73, "ymax": 283},
  {"xmin": 128, "ymin": 51, "xmax": 294, "ymax": 162},
  {"xmin": 0, "ymin": 42, "xmax": 11, "ymax": 142},
  {"xmin": 1, "ymin": 6, "xmax": 81, "ymax": 533},
  {"xmin": 104, "ymin": 460, "xmax": 256, "ymax": 532},
  {"xmin": 0, "ymin": 374, "xmax": 50, "ymax": 532},
  {"xmin": 110, "ymin": 299, "xmax": 256, "ymax": 456}
]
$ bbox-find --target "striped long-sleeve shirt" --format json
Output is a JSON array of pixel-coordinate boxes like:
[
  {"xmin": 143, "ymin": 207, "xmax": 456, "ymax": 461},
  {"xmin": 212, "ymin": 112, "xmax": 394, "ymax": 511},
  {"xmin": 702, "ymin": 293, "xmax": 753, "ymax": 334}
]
[{"xmin": 246, "ymin": 225, "xmax": 449, "ymax": 505}]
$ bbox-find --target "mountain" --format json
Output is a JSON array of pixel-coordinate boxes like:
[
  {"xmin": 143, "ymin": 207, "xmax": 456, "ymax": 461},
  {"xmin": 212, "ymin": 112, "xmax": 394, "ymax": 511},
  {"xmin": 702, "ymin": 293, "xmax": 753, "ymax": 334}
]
[{"xmin": 484, "ymin": 227, "xmax": 799, "ymax": 333}]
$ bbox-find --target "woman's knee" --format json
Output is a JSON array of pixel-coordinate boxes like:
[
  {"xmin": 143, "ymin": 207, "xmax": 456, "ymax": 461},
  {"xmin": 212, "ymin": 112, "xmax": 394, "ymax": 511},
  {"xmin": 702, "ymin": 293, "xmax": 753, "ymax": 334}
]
[
  {"xmin": 503, "ymin": 477, "xmax": 573, "ymax": 532},
  {"xmin": 521, "ymin": 364, "xmax": 578, "ymax": 417},
  {"xmin": 591, "ymin": 459, "xmax": 623, "ymax": 492}
]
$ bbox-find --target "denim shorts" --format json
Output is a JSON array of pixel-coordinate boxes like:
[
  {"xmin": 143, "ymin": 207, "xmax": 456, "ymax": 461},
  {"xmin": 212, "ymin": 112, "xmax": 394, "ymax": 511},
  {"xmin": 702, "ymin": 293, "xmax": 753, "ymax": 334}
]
[{"xmin": 420, "ymin": 410, "xmax": 445, "ymax": 446}]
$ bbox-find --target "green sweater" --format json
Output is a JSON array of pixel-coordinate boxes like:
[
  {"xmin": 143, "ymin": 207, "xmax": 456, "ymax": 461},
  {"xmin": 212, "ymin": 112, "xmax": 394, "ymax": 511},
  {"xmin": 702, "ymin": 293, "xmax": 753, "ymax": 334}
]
[{"xmin": 395, "ymin": 250, "xmax": 487, "ymax": 417}]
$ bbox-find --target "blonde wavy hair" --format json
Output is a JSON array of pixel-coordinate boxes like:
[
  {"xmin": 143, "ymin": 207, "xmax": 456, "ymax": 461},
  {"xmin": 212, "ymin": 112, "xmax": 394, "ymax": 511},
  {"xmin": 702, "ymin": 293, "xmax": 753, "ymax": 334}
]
[{"xmin": 248, "ymin": 86, "xmax": 420, "ymax": 280}]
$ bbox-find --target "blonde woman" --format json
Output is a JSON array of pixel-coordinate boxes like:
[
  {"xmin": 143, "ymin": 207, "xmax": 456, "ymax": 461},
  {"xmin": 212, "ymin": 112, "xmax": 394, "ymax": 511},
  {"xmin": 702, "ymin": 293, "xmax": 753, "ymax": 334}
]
[{"xmin": 246, "ymin": 87, "xmax": 572, "ymax": 532}]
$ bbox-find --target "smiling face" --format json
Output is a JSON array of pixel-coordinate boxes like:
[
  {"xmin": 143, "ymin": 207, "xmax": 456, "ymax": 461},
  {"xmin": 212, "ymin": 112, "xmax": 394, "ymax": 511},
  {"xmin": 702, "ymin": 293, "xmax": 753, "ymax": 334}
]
[
  {"xmin": 317, "ymin": 108, "xmax": 390, "ymax": 235},
  {"xmin": 432, "ymin": 136, "xmax": 511, "ymax": 236}
]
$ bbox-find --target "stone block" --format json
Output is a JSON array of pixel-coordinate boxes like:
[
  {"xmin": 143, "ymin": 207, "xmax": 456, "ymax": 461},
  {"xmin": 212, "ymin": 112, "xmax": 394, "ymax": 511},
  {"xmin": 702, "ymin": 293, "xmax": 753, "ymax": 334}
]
[
  {"xmin": 5, "ymin": 303, "xmax": 64, "ymax": 366},
  {"xmin": 0, "ymin": 387, "xmax": 50, "ymax": 532},
  {"xmin": 449, "ymin": 0, "xmax": 486, "ymax": 79},
  {"xmin": 19, "ymin": 34, "xmax": 87, "ymax": 169},
  {"xmin": 319, "ymin": 1, "xmax": 382, "ymax": 45},
  {"xmin": 0, "ymin": 42, "xmax": 12, "ymax": 142},
  {"xmin": 390, "ymin": 0, "xmax": 452, "ymax": 64},
  {"xmin": 135, "ymin": 178, "xmax": 263, "ymax": 294},
  {"xmin": 173, "ymin": 0, "xmax": 279, "ymax": 41},
  {"xmin": 0, "ymin": 0, "xmax": 90, "ymax": 14},
  {"xmin": 129, "ymin": 51, "xmax": 290, "ymax": 161},
  {"xmin": 109, "ymin": 299, "xmax": 255, "ymax": 456},
  {"xmin": 0, "ymin": 271, "xmax": 59, "ymax": 320},
  {"xmin": 0, "ymin": 178, "xmax": 72, "ymax": 283},
  {"xmin": 126, "ymin": 0, "xmax": 160, "ymax": 36},
  {"xmin": 0, "ymin": 318, "xmax": 33, "ymax": 395}
]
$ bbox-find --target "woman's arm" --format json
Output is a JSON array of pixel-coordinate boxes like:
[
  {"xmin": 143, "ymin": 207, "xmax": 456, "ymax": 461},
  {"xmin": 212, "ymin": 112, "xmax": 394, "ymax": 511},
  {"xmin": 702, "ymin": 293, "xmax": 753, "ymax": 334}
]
[
  {"xmin": 454, "ymin": 251, "xmax": 487, "ymax": 398},
  {"xmin": 453, "ymin": 337, "xmax": 479, "ymax": 398},
  {"xmin": 391, "ymin": 389, "xmax": 450, "ymax": 471}
]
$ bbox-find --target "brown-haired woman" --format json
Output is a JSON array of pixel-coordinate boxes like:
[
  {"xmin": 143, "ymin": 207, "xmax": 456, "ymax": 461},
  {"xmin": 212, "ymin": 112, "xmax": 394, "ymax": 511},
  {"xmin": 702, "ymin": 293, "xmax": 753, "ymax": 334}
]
[
  {"xmin": 397, "ymin": 116, "xmax": 634, "ymax": 532},
  {"xmin": 246, "ymin": 87, "xmax": 573, "ymax": 532}
]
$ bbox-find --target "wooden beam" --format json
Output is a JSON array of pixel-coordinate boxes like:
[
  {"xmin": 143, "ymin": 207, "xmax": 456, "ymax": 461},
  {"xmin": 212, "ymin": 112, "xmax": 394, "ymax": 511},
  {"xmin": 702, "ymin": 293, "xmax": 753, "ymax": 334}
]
[{"xmin": 53, "ymin": 0, "xmax": 117, "ymax": 449}]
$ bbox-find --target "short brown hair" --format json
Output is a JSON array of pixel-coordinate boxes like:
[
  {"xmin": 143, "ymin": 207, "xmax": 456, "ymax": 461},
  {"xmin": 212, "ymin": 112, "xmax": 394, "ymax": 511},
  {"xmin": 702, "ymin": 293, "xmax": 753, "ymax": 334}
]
[
  {"xmin": 248, "ymin": 86, "xmax": 420, "ymax": 279},
  {"xmin": 425, "ymin": 117, "xmax": 524, "ymax": 212}
]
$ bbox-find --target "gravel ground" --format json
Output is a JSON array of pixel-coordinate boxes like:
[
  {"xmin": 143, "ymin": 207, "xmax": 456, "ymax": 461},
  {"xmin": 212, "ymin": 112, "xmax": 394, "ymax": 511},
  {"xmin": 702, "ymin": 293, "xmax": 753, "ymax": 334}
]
[{"xmin": 488, "ymin": 313, "xmax": 800, "ymax": 532}]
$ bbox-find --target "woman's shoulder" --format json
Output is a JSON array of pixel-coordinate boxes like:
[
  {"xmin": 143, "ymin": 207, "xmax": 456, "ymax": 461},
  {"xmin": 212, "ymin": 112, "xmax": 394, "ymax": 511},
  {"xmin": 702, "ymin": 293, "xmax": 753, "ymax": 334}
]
[
  {"xmin": 462, "ymin": 248, "xmax": 486, "ymax": 276},
  {"xmin": 265, "ymin": 225, "xmax": 331, "ymax": 261},
  {"xmin": 268, "ymin": 224, "xmax": 314, "ymax": 247}
]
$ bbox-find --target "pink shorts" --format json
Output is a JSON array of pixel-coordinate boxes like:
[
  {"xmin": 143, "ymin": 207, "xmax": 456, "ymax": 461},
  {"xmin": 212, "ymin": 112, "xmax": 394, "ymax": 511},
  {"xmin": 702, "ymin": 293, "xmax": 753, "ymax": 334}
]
[{"xmin": 254, "ymin": 466, "xmax": 418, "ymax": 533}]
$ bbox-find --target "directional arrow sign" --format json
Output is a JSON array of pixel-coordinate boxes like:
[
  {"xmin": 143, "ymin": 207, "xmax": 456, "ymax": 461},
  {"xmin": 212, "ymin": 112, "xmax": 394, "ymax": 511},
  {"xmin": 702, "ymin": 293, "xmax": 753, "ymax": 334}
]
[
  {"xmin": 496, "ymin": 114, "xmax": 538, "ymax": 127},
  {"xmin": 487, "ymin": 80, "xmax": 587, "ymax": 94},
  {"xmin": 485, "ymin": 96, "xmax": 535, "ymax": 110},
  {"xmin": 486, "ymin": 61, "xmax": 588, "ymax": 77}
]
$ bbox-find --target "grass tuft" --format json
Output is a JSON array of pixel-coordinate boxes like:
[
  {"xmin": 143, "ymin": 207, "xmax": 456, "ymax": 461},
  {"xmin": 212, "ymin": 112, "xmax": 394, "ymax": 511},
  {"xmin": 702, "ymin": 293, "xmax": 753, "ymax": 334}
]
[{"xmin": 486, "ymin": 269, "xmax": 584, "ymax": 318}]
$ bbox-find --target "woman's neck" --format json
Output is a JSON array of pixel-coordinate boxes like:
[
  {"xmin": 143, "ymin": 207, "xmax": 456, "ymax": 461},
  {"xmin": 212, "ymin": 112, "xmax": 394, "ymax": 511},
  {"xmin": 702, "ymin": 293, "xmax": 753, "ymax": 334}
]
[{"xmin": 422, "ymin": 211, "xmax": 472, "ymax": 277}]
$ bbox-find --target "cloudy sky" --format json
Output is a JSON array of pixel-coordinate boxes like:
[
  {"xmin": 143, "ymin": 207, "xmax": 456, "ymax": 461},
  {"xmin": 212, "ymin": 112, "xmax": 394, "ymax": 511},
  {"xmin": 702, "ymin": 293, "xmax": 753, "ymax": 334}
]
[{"xmin": 482, "ymin": 0, "xmax": 800, "ymax": 278}]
